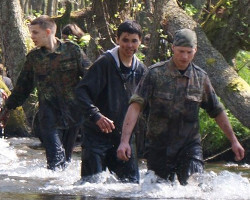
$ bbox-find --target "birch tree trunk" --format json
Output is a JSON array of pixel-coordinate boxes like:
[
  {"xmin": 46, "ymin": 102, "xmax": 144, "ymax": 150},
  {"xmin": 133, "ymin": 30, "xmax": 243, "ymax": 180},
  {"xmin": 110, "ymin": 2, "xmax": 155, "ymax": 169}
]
[{"xmin": 0, "ymin": 0, "xmax": 32, "ymax": 83}]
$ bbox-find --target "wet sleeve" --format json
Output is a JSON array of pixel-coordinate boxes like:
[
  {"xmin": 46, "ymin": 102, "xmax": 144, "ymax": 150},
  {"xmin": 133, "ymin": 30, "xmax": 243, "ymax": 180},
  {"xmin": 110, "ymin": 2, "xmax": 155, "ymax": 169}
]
[
  {"xmin": 5, "ymin": 55, "xmax": 35, "ymax": 110},
  {"xmin": 129, "ymin": 70, "xmax": 153, "ymax": 111},
  {"xmin": 74, "ymin": 45, "xmax": 92, "ymax": 77},
  {"xmin": 200, "ymin": 75, "xmax": 224, "ymax": 118},
  {"xmin": 75, "ymin": 56, "xmax": 107, "ymax": 122}
]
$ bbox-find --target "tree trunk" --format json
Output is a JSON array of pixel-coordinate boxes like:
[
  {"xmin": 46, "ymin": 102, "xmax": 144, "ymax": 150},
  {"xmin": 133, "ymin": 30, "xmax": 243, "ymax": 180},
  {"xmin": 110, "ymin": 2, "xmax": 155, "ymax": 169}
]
[
  {"xmin": 47, "ymin": 0, "xmax": 56, "ymax": 16},
  {"xmin": 90, "ymin": 0, "xmax": 117, "ymax": 52},
  {"xmin": 161, "ymin": 0, "xmax": 250, "ymax": 128},
  {"xmin": 23, "ymin": 0, "xmax": 30, "ymax": 15},
  {"xmin": 203, "ymin": 0, "xmax": 250, "ymax": 64},
  {"xmin": 83, "ymin": 0, "xmax": 133, "ymax": 60},
  {"xmin": 30, "ymin": 0, "xmax": 44, "ymax": 13},
  {"xmin": 178, "ymin": 0, "xmax": 207, "ymax": 21},
  {"xmin": 19, "ymin": 0, "xmax": 25, "ymax": 10},
  {"xmin": 0, "ymin": 0, "xmax": 31, "ymax": 83},
  {"xmin": 144, "ymin": 0, "xmax": 165, "ymax": 66},
  {"xmin": 0, "ymin": 0, "xmax": 31, "ymax": 136}
]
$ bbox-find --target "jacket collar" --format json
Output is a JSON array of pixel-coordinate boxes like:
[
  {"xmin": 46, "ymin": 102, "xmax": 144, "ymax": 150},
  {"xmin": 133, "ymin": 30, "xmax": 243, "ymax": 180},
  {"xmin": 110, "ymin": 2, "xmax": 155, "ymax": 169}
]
[
  {"xmin": 168, "ymin": 58, "xmax": 192, "ymax": 79},
  {"xmin": 106, "ymin": 46, "xmax": 139, "ymax": 72},
  {"xmin": 40, "ymin": 38, "xmax": 63, "ymax": 55}
]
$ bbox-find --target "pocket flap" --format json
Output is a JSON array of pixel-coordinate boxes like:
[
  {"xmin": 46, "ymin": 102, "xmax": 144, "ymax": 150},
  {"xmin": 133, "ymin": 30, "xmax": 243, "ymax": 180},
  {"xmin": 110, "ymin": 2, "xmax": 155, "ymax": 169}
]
[{"xmin": 154, "ymin": 91, "xmax": 173, "ymax": 100}]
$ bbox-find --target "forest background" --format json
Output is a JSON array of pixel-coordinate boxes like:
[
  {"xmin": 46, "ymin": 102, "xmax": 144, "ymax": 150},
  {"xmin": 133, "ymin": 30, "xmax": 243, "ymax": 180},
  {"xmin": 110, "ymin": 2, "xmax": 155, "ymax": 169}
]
[{"xmin": 0, "ymin": 0, "xmax": 249, "ymax": 162}]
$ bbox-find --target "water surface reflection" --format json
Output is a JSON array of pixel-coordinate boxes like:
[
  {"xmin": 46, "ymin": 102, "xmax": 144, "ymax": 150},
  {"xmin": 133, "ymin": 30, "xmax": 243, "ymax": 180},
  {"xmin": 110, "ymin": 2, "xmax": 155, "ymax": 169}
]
[{"xmin": 0, "ymin": 137, "xmax": 249, "ymax": 199}]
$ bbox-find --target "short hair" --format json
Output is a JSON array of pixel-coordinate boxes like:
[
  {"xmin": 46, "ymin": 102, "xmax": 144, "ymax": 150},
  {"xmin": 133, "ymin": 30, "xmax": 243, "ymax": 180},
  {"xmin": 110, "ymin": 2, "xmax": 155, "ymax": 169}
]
[
  {"xmin": 117, "ymin": 20, "xmax": 142, "ymax": 39},
  {"xmin": 62, "ymin": 24, "xmax": 84, "ymax": 39},
  {"xmin": 30, "ymin": 15, "xmax": 57, "ymax": 33}
]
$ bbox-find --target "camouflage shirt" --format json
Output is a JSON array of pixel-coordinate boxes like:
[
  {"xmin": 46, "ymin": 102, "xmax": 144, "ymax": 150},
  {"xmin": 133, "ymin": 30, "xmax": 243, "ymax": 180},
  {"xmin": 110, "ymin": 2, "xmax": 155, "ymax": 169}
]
[
  {"xmin": 130, "ymin": 58, "xmax": 224, "ymax": 159},
  {"xmin": 5, "ymin": 39, "xmax": 91, "ymax": 128}
]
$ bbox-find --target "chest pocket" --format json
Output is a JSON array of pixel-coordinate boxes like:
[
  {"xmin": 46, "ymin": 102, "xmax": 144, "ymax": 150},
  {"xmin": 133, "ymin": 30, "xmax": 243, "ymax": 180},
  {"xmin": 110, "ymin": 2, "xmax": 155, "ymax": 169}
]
[
  {"xmin": 34, "ymin": 59, "xmax": 49, "ymax": 76},
  {"xmin": 59, "ymin": 56, "xmax": 77, "ymax": 71},
  {"xmin": 184, "ymin": 87, "xmax": 202, "ymax": 122},
  {"xmin": 151, "ymin": 91, "xmax": 174, "ymax": 118}
]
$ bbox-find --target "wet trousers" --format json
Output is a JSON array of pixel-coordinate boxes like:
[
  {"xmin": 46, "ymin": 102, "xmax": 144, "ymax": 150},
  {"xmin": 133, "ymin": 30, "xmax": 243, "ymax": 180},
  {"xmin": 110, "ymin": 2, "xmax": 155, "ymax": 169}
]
[
  {"xmin": 146, "ymin": 143, "xmax": 204, "ymax": 185},
  {"xmin": 81, "ymin": 132, "xmax": 139, "ymax": 183},
  {"xmin": 37, "ymin": 106, "xmax": 80, "ymax": 170},
  {"xmin": 39, "ymin": 125, "xmax": 80, "ymax": 170}
]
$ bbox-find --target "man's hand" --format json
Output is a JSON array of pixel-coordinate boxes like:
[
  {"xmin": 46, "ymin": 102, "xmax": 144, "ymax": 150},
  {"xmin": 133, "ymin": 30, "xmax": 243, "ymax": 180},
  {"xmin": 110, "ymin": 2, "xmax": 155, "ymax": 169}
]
[
  {"xmin": 96, "ymin": 114, "xmax": 115, "ymax": 133},
  {"xmin": 117, "ymin": 142, "xmax": 131, "ymax": 161},
  {"xmin": 231, "ymin": 140, "xmax": 245, "ymax": 161}
]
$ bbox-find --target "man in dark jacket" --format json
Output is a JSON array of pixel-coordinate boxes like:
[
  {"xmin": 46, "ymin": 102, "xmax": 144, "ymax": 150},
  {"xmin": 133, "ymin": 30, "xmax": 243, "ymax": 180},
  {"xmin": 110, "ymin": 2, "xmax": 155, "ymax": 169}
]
[
  {"xmin": 0, "ymin": 15, "xmax": 91, "ymax": 170},
  {"xmin": 117, "ymin": 28, "xmax": 245, "ymax": 185},
  {"xmin": 75, "ymin": 20, "xmax": 147, "ymax": 183}
]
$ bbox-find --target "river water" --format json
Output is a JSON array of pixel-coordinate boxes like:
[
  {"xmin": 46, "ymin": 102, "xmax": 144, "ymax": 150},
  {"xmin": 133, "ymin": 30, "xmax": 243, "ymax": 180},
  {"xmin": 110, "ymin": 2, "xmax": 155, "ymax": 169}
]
[{"xmin": 0, "ymin": 137, "xmax": 249, "ymax": 200}]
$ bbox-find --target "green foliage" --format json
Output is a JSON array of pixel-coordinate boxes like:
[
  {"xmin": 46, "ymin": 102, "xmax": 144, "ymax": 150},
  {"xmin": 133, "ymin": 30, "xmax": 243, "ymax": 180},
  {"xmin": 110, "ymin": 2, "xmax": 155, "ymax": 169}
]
[
  {"xmin": 132, "ymin": 3, "xmax": 142, "ymax": 12},
  {"xmin": 183, "ymin": 3, "xmax": 198, "ymax": 16},
  {"xmin": 109, "ymin": 23, "xmax": 118, "ymax": 32},
  {"xmin": 200, "ymin": 108, "xmax": 250, "ymax": 156},
  {"xmin": 32, "ymin": 10, "xmax": 42, "ymax": 17},
  {"xmin": 199, "ymin": 51, "xmax": 250, "ymax": 156},
  {"xmin": 200, "ymin": 109, "xmax": 227, "ymax": 154},
  {"xmin": 136, "ymin": 46, "xmax": 145, "ymax": 61},
  {"xmin": 66, "ymin": 34, "xmax": 90, "ymax": 50},
  {"xmin": 235, "ymin": 50, "xmax": 250, "ymax": 84},
  {"xmin": 78, "ymin": 34, "xmax": 91, "ymax": 49},
  {"xmin": 57, "ymin": 7, "xmax": 65, "ymax": 15}
]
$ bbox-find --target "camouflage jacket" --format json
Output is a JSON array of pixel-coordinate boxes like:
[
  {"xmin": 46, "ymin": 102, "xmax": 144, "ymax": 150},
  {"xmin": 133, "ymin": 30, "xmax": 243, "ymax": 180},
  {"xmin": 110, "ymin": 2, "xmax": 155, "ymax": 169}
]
[
  {"xmin": 5, "ymin": 39, "xmax": 91, "ymax": 128},
  {"xmin": 130, "ymin": 58, "xmax": 224, "ymax": 159}
]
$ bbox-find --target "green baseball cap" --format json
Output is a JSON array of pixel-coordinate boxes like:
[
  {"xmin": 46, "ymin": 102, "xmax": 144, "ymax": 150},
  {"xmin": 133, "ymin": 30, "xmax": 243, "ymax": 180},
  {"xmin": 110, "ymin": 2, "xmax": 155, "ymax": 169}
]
[{"xmin": 173, "ymin": 28, "xmax": 197, "ymax": 48}]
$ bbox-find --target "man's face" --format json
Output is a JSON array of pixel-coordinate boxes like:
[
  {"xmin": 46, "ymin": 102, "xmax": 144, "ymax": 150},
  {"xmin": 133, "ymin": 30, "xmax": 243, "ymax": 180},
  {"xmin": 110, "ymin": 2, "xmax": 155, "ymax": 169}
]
[
  {"xmin": 172, "ymin": 45, "xmax": 197, "ymax": 70},
  {"xmin": 116, "ymin": 32, "xmax": 141, "ymax": 59},
  {"xmin": 29, "ymin": 24, "xmax": 49, "ymax": 47}
]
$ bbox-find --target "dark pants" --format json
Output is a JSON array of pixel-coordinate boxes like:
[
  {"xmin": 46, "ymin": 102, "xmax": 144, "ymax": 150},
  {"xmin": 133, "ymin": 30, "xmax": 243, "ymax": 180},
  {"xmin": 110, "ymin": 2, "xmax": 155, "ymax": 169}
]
[
  {"xmin": 0, "ymin": 126, "xmax": 3, "ymax": 137},
  {"xmin": 146, "ymin": 143, "xmax": 204, "ymax": 185},
  {"xmin": 40, "ymin": 126, "xmax": 80, "ymax": 170},
  {"xmin": 81, "ymin": 132, "xmax": 139, "ymax": 183},
  {"xmin": 37, "ymin": 106, "xmax": 80, "ymax": 170}
]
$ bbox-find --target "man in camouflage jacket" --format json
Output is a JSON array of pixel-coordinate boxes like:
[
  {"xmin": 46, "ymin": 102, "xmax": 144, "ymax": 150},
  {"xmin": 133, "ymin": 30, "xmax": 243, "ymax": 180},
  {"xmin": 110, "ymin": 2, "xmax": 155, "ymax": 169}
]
[
  {"xmin": 117, "ymin": 28, "xmax": 245, "ymax": 185},
  {"xmin": 1, "ymin": 15, "xmax": 91, "ymax": 170}
]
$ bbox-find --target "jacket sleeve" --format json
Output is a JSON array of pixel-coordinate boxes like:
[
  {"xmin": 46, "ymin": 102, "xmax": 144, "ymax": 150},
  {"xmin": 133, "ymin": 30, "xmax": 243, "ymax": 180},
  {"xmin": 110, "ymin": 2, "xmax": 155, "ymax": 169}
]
[
  {"xmin": 201, "ymin": 75, "xmax": 224, "ymax": 118},
  {"xmin": 68, "ymin": 42, "xmax": 92, "ymax": 78},
  {"xmin": 75, "ymin": 55, "xmax": 107, "ymax": 122},
  {"xmin": 5, "ymin": 54, "xmax": 35, "ymax": 110}
]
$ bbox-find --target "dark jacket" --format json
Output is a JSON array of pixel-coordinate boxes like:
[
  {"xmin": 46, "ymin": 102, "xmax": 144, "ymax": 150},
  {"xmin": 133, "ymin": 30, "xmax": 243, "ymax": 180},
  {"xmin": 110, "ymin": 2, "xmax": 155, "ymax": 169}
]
[{"xmin": 76, "ymin": 46, "xmax": 147, "ymax": 137}]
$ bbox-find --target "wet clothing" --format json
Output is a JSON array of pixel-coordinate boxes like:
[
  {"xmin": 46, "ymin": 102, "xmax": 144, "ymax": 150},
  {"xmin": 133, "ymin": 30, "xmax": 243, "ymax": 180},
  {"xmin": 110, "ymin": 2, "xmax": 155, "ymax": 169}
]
[
  {"xmin": 130, "ymin": 58, "xmax": 224, "ymax": 184},
  {"xmin": 5, "ymin": 39, "xmax": 91, "ymax": 169},
  {"xmin": 81, "ymin": 131, "xmax": 139, "ymax": 183},
  {"xmin": 76, "ymin": 46, "xmax": 147, "ymax": 183}
]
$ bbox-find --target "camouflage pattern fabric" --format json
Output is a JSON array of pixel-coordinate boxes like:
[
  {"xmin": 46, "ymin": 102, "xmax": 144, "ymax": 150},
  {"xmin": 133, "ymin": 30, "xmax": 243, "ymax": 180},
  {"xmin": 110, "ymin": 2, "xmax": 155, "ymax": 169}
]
[
  {"xmin": 130, "ymin": 58, "xmax": 224, "ymax": 160},
  {"xmin": 5, "ymin": 39, "xmax": 91, "ymax": 128}
]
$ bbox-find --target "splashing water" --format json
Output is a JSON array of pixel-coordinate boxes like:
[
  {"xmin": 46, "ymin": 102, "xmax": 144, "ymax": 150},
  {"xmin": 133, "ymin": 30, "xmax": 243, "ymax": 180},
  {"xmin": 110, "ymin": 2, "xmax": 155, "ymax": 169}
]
[{"xmin": 0, "ymin": 137, "xmax": 249, "ymax": 200}]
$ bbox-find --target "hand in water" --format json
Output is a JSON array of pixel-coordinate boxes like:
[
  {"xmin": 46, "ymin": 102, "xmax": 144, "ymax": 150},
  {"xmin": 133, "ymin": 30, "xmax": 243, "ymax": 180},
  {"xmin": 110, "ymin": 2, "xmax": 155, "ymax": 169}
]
[
  {"xmin": 117, "ymin": 142, "xmax": 131, "ymax": 161},
  {"xmin": 232, "ymin": 141, "xmax": 245, "ymax": 161}
]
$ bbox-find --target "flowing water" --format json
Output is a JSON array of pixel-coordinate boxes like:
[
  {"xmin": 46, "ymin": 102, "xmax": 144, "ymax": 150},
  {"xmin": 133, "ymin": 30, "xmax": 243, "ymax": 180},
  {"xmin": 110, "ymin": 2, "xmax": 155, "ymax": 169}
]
[{"xmin": 0, "ymin": 137, "xmax": 249, "ymax": 200}]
